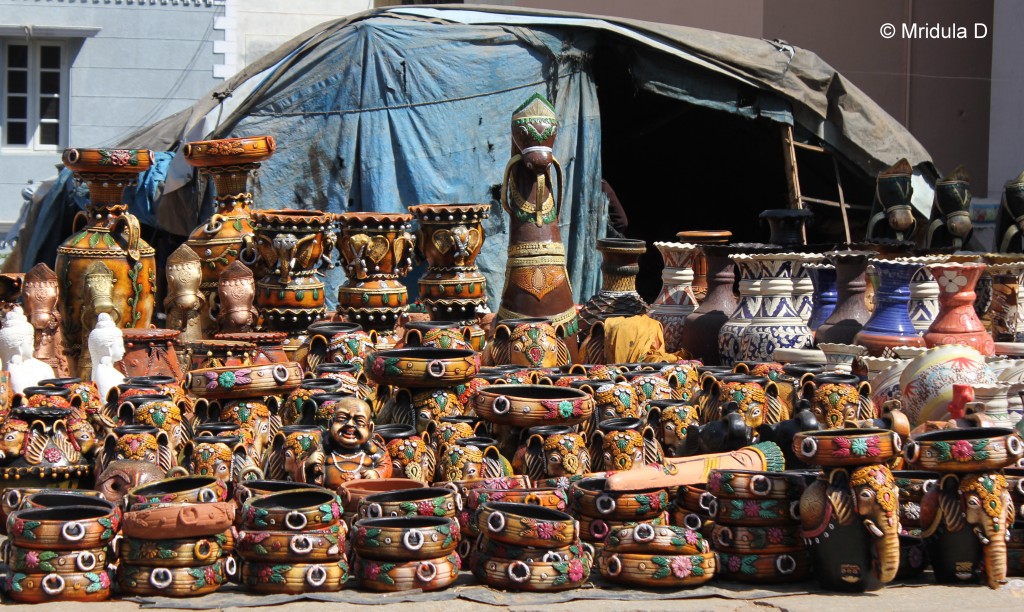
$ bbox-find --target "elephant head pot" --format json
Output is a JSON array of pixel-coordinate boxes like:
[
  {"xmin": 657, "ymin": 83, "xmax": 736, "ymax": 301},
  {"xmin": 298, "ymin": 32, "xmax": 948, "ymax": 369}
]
[
  {"xmin": 516, "ymin": 425, "xmax": 590, "ymax": 482},
  {"xmin": 799, "ymin": 464, "xmax": 900, "ymax": 591},
  {"xmin": 264, "ymin": 426, "xmax": 324, "ymax": 486}
]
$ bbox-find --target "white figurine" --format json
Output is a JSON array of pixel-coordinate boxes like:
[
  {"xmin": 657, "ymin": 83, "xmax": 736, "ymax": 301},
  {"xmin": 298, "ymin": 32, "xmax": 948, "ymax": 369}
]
[
  {"xmin": 0, "ymin": 306, "xmax": 54, "ymax": 394},
  {"xmin": 88, "ymin": 312, "xmax": 126, "ymax": 401}
]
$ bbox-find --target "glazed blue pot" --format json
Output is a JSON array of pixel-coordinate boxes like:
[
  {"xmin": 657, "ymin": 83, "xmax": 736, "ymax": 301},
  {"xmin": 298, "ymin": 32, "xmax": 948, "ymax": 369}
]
[
  {"xmin": 805, "ymin": 263, "xmax": 837, "ymax": 331},
  {"xmin": 853, "ymin": 259, "xmax": 925, "ymax": 356}
]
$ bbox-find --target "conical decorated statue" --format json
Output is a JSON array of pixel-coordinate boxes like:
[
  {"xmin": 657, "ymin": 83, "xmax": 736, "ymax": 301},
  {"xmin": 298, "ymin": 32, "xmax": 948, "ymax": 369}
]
[{"xmin": 496, "ymin": 93, "xmax": 579, "ymax": 339}]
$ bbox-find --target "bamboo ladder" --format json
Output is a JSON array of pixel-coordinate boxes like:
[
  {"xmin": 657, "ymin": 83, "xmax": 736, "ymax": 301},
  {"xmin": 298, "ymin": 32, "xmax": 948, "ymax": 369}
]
[{"xmin": 780, "ymin": 124, "xmax": 852, "ymax": 244}]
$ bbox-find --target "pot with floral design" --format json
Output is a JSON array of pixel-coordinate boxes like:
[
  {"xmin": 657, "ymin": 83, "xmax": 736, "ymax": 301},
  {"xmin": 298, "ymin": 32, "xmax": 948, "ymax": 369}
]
[
  {"xmin": 649, "ymin": 241, "xmax": 699, "ymax": 353},
  {"xmin": 599, "ymin": 521, "xmax": 715, "ymax": 587},
  {"xmin": 353, "ymin": 516, "xmax": 459, "ymax": 561},
  {"xmin": 241, "ymin": 560, "xmax": 349, "ymax": 594},
  {"xmin": 925, "ymin": 262, "xmax": 995, "ymax": 355},
  {"xmin": 356, "ymin": 553, "xmax": 458, "ymax": 592},
  {"xmin": 899, "ymin": 344, "xmax": 996, "ymax": 425},
  {"xmin": 738, "ymin": 253, "xmax": 813, "ymax": 362}
]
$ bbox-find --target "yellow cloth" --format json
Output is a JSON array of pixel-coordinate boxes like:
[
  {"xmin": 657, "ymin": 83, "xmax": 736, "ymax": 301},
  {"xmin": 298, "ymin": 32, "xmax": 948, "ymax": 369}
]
[{"xmin": 602, "ymin": 315, "xmax": 679, "ymax": 364}]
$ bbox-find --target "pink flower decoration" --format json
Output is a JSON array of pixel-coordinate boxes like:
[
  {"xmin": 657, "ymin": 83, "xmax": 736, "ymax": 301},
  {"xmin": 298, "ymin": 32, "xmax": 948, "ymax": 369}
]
[
  {"xmin": 536, "ymin": 522, "xmax": 556, "ymax": 539},
  {"xmin": 365, "ymin": 562, "xmax": 381, "ymax": 581},
  {"xmin": 833, "ymin": 437, "xmax": 852, "ymax": 457},
  {"xmin": 568, "ymin": 559, "xmax": 585, "ymax": 582},
  {"xmin": 10, "ymin": 519, "xmax": 25, "ymax": 536},
  {"xmin": 418, "ymin": 500, "xmax": 435, "ymax": 516},
  {"xmin": 743, "ymin": 500, "xmax": 760, "ymax": 517},
  {"xmin": 767, "ymin": 527, "xmax": 785, "ymax": 544},
  {"xmin": 234, "ymin": 369, "xmax": 253, "ymax": 385},
  {"xmin": 685, "ymin": 530, "xmax": 698, "ymax": 545},
  {"xmin": 99, "ymin": 572, "xmax": 111, "ymax": 588},
  {"xmin": 728, "ymin": 555, "xmax": 742, "ymax": 572},
  {"xmin": 670, "ymin": 556, "xmax": 693, "ymax": 578},
  {"xmin": 43, "ymin": 447, "xmax": 63, "ymax": 463},
  {"xmin": 256, "ymin": 566, "xmax": 273, "ymax": 582},
  {"xmin": 331, "ymin": 502, "xmax": 341, "ymax": 520},
  {"xmin": 24, "ymin": 550, "xmax": 39, "ymax": 568},
  {"xmin": 951, "ymin": 439, "xmax": 975, "ymax": 462},
  {"xmin": 204, "ymin": 372, "xmax": 219, "ymax": 390}
]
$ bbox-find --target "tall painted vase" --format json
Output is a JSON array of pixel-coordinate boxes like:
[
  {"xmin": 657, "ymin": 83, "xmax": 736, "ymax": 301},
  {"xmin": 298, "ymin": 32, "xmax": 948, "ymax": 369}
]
[{"xmin": 924, "ymin": 262, "xmax": 995, "ymax": 356}]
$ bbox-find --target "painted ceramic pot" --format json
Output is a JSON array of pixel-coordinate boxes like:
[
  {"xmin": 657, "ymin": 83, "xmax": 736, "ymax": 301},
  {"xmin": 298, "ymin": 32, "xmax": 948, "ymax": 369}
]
[
  {"xmin": 716, "ymin": 550, "xmax": 813, "ymax": 583},
  {"xmin": 599, "ymin": 549, "xmax": 715, "ymax": 587},
  {"xmin": 487, "ymin": 318, "xmax": 570, "ymax": 369},
  {"xmin": 603, "ymin": 522, "xmax": 709, "ymax": 555},
  {"xmin": 590, "ymin": 417, "xmax": 662, "ymax": 472},
  {"xmin": 707, "ymin": 469, "xmax": 809, "ymax": 501},
  {"xmin": 55, "ymin": 148, "xmax": 156, "ymax": 377},
  {"xmin": 817, "ymin": 343, "xmax": 867, "ymax": 375},
  {"xmin": 409, "ymin": 204, "xmax": 489, "ymax": 324},
  {"xmin": 356, "ymin": 553, "xmax": 457, "ymax": 592},
  {"xmin": 431, "ymin": 416, "xmax": 484, "ymax": 450},
  {"xmin": 707, "ymin": 375, "xmax": 783, "ymax": 429},
  {"xmin": 892, "ymin": 470, "xmax": 940, "ymax": 534},
  {"xmin": 899, "ymin": 344, "xmax": 995, "ymax": 424},
  {"xmin": 435, "ymin": 436, "xmax": 513, "ymax": 482},
  {"xmin": 20, "ymin": 491, "xmax": 112, "ymax": 514},
  {"xmin": 400, "ymin": 321, "xmax": 473, "ymax": 351},
  {"xmin": 804, "ymin": 262, "xmax": 837, "ymax": 331},
  {"xmin": 234, "ymin": 480, "xmax": 325, "ymax": 506},
  {"xmin": 473, "ymin": 535, "xmax": 588, "ymax": 563},
  {"xmin": 718, "ymin": 254, "xmax": 761, "ymax": 367},
  {"xmin": 579, "ymin": 238, "xmax": 649, "ymax": 333},
  {"xmin": 925, "ymin": 262, "xmax": 995, "ymax": 356},
  {"xmin": 6, "ymin": 568, "xmax": 114, "ymax": 602},
  {"xmin": 986, "ymin": 261, "xmax": 1024, "ymax": 342},
  {"xmin": 120, "ymin": 533, "xmax": 230, "ymax": 567},
  {"xmin": 292, "ymin": 321, "xmax": 368, "ymax": 371},
  {"xmin": 658, "ymin": 362, "xmax": 701, "ymax": 403},
  {"xmin": 187, "ymin": 361, "xmax": 303, "ymax": 400},
  {"xmin": 712, "ymin": 494, "xmax": 798, "ymax": 527},
  {"xmin": 473, "ymin": 384, "xmax": 593, "ymax": 429},
  {"xmin": 118, "ymin": 328, "xmax": 183, "ymax": 380},
  {"xmin": 616, "ymin": 371, "xmax": 673, "ymax": 410},
  {"xmin": 366, "ymin": 348, "xmax": 479, "ymax": 388},
  {"xmin": 854, "ymin": 259, "xmax": 925, "ymax": 356},
  {"xmin": 476, "ymin": 502, "xmax": 577, "ymax": 548},
  {"xmin": 338, "ymin": 478, "xmax": 426, "ymax": 523},
  {"xmin": 592, "ymin": 381, "xmax": 642, "ymax": 421},
  {"xmin": 182, "ymin": 338, "xmax": 255, "ymax": 370},
  {"xmin": 711, "ymin": 523, "xmax": 804, "ymax": 555},
  {"xmin": 240, "ymin": 559, "xmax": 348, "ymax": 593},
  {"xmin": 465, "ymin": 487, "xmax": 569, "ymax": 527},
  {"xmin": 357, "ymin": 487, "xmax": 459, "ymax": 521},
  {"xmin": 863, "ymin": 357, "xmax": 909, "ymax": 408},
  {"xmin": 649, "ymin": 242, "xmax": 699, "ymax": 353},
  {"xmin": 905, "ymin": 427, "xmax": 1023, "ymax": 472},
  {"xmin": 241, "ymin": 489, "xmax": 341, "ymax": 532},
  {"xmin": 280, "ymin": 377, "xmax": 343, "ymax": 426},
  {"xmin": 127, "ymin": 476, "xmax": 228, "ymax": 510},
  {"xmin": 313, "ymin": 362, "xmax": 362, "ymax": 395},
  {"xmin": 236, "ymin": 523, "xmax": 346, "ymax": 564},
  {"xmin": 670, "ymin": 484, "xmax": 717, "ymax": 534},
  {"xmin": 212, "ymin": 331, "xmax": 290, "ymax": 364},
  {"xmin": 471, "ymin": 548, "xmax": 591, "ymax": 591},
  {"xmin": 352, "ymin": 516, "xmax": 459, "ymax": 561},
  {"xmin": 738, "ymin": 253, "xmax": 813, "ymax": 362},
  {"xmin": 647, "ymin": 399, "xmax": 699, "ymax": 458},
  {"xmin": 800, "ymin": 373, "xmax": 870, "ymax": 430},
  {"xmin": 375, "ymin": 424, "xmax": 435, "ymax": 484},
  {"xmin": 7, "ymin": 505, "xmax": 118, "ymax": 550},
  {"xmin": 512, "ymin": 425, "xmax": 591, "ymax": 481},
  {"xmin": 579, "ymin": 512, "xmax": 668, "ymax": 548},
  {"xmin": 680, "ymin": 243, "xmax": 740, "ymax": 363},
  {"xmin": 794, "ymin": 428, "xmax": 901, "ymax": 468},
  {"xmin": 571, "ymin": 477, "xmax": 668, "ymax": 522},
  {"xmin": 121, "ymin": 503, "xmax": 236, "ymax": 540},
  {"xmin": 908, "ymin": 256, "xmax": 948, "ymax": 334},
  {"xmin": 815, "ymin": 251, "xmax": 871, "ymax": 344}
]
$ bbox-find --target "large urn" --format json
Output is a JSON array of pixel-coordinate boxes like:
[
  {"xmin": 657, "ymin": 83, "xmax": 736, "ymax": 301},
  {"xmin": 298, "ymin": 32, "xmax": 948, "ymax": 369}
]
[
  {"xmin": 738, "ymin": 253, "xmax": 813, "ymax": 362},
  {"xmin": 55, "ymin": 148, "xmax": 156, "ymax": 377},
  {"xmin": 853, "ymin": 258, "xmax": 924, "ymax": 356},
  {"xmin": 580, "ymin": 238, "xmax": 649, "ymax": 333},
  {"xmin": 648, "ymin": 241, "xmax": 698, "ymax": 353},
  {"xmin": 678, "ymin": 243, "xmax": 738, "ymax": 364}
]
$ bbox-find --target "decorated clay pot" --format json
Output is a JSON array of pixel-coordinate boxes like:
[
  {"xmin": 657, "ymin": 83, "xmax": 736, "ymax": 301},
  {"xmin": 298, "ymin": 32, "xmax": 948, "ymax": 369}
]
[
  {"xmin": 571, "ymin": 477, "xmax": 669, "ymax": 522},
  {"xmin": 476, "ymin": 502, "xmax": 577, "ymax": 548},
  {"xmin": 127, "ymin": 476, "xmax": 228, "ymax": 510},
  {"xmin": 213, "ymin": 331, "xmax": 290, "ymax": 364},
  {"xmin": 487, "ymin": 317, "xmax": 570, "ymax": 369},
  {"xmin": 352, "ymin": 516, "xmax": 459, "ymax": 561},
  {"xmin": 366, "ymin": 348, "xmax": 479, "ymax": 388},
  {"xmin": 120, "ymin": 533, "xmax": 231, "ymax": 567},
  {"xmin": 924, "ymin": 262, "xmax": 995, "ymax": 355},
  {"xmin": 473, "ymin": 384, "xmax": 593, "ymax": 429},
  {"xmin": 234, "ymin": 479, "xmax": 321, "ymax": 506},
  {"xmin": 436, "ymin": 436, "xmax": 513, "ymax": 482},
  {"xmin": 800, "ymin": 373, "xmax": 871, "ymax": 429},
  {"xmin": 711, "ymin": 523, "xmax": 804, "ymax": 555},
  {"xmin": 186, "ymin": 361, "xmax": 302, "ymax": 400},
  {"xmin": 599, "ymin": 549, "xmax": 715, "ymax": 587},
  {"xmin": 280, "ymin": 377, "xmax": 343, "ymax": 426},
  {"xmin": 793, "ymin": 428, "xmax": 901, "ymax": 468},
  {"xmin": 338, "ymin": 478, "xmax": 426, "ymax": 523},
  {"xmin": 513, "ymin": 425, "xmax": 591, "ymax": 482},
  {"xmin": 716, "ymin": 550, "xmax": 813, "ymax": 583},
  {"xmin": 6, "ymin": 568, "xmax": 114, "ymax": 602},
  {"xmin": 7, "ymin": 544, "xmax": 109, "ymax": 574},
  {"xmin": 649, "ymin": 242, "xmax": 699, "ymax": 353},
  {"xmin": 183, "ymin": 338, "xmax": 256, "ymax": 370},
  {"xmin": 121, "ymin": 503, "xmax": 236, "ymax": 540},
  {"xmin": 471, "ymin": 548, "xmax": 591, "ymax": 591},
  {"xmin": 376, "ymin": 424, "xmax": 436, "ymax": 484},
  {"xmin": 905, "ymin": 427, "xmax": 1024, "ymax": 472},
  {"xmin": 680, "ymin": 243, "xmax": 740, "ymax": 363},
  {"xmin": 7, "ymin": 505, "xmax": 118, "ymax": 550},
  {"xmin": 355, "ymin": 553, "xmax": 457, "ymax": 592},
  {"xmin": 241, "ymin": 559, "xmax": 348, "ymax": 594},
  {"xmin": 718, "ymin": 254, "xmax": 762, "ymax": 367},
  {"xmin": 117, "ymin": 327, "xmax": 183, "ymax": 380},
  {"xmin": 854, "ymin": 258, "xmax": 925, "ymax": 356},
  {"xmin": 738, "ymin": 253, "xmax": 813, "ymax": 362},
  {"xmin": 235, "ymin": 520, "xmax": 345, "ymax": 564},
  {"xmin": 241, "ymin": 489, "xmax": 341, "ymax": 532},
  {"xmin": 357, "ymin": 487, "xmax": 459, "ymax": 521},
  {"xmin": 580, "ymin": 238, "xmax": 649, "ymax": 333},
  {"xmin": 899, "ymin": 344, "xmax": 996, "ymax": 424},
  {"xmin": 815, "ymin": 250, "xmax": 872, "ymax": 345},
  {"xmin": 118, "ymin": 559, "xmax": 227, "ymax": 596}
]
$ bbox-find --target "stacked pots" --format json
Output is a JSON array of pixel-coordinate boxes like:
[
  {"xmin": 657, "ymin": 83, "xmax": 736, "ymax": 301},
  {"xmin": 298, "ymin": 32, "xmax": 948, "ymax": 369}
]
[
  {"xmin": 472, "ymin": 502, "xmax": 591, "ymax": 591},
  {"xmin": 118, "ymin": 476, "xmax": 235, "ymax": 597},
  {"xmin": 5, "ymin": 499, "xmax": 119, "ymax": 602},
  {"xmin": 892, "ymin": 470, "xmax": 939, "ymax": 578},
  {"xmin": 707, "ymin": 469, "xmax": 812, "ymax": 583},
  {"xmin": 352, "ymin": 516, "xmax": 461, "ymax": 591},
  {"xmin": 571, "ymin": 477, "xmax": 669, "ymax": 555},
  {"xmin": 237, "ymin": 487, "xmax": 349, "ymax": 593},
  {"xmin": 599, "ymin": 521, "xmax": 715, "ymax": 587}
]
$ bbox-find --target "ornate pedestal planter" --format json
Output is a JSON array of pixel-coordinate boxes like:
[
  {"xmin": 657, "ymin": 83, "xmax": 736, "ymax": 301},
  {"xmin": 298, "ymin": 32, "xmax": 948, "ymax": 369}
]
[
  {"xmin": 815, "ymin": 251, "xmax": 871, "ymax": 344},
  {"xmin": 718, "ymin": 254, "xmax": 761, "ymax": 367},
  {"xmin": 854, "ymin": 259, "xmax": 924, "ymax": 356},
  {"xmin": 925, "ymin": 262, "xmax": 995, "ymax": 356},
  {"xmin": 337, "ymin": 212, "xmax": 415, "ymax": 347},
  {"xmin": 649, "ymin": 242, "xmax": 698, "ymax": 353},
  {"xmin": 183, "ymin": 136, "xmax": 273, "ymax": 336},
  {"xmin": 679, "ymin": 244, "xmax": 738, "ymax": 364},
  {"xmin": 761, "ymin": 209, "xmax": 813, "ymax": 247},
  {"xmin": 580, "ymin": 238, "xmax": 648, "ymax": 333},
  {"xmin": 55, "ymin": 148, "xmax": 156, "ymax": 378},
  {"xmin": 738, "ymin": 254, "xmax": 813, "ymax": 362}
]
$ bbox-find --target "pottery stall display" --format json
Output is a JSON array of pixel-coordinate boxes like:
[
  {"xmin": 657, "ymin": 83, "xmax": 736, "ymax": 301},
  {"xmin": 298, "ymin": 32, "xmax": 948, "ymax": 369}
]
[
  {"xmin": 237, "ymin": 486, "xmax": 348, "ymax": 593},
  {"xmin": 352, "ymin": 516, "xmax": 460, "ymax": 591},
  {"xmin": 854, "ymin": 259, "xmax": 925, "ymax": 356},
  {"xmin": 924, "ymin": 262, "xmax": 995, "ymax": 356},
  {"xmin": 899, "ymin": 344, "xmax": 996, "ymax": 425},
  {"xmin": 648, "ymin": 242, "xmax": 699, "ymax": 353},
  {"xmin": 580, "ymin": 238, "xmax": 649, "ymax": 333},
  {"xmin": 336, "ymin": 212, "xmax": 415, "ymax": 349},
  {"xmin": 795, "ymin": 428, "xmax": 903, "ymax": 591},
  {"xmin": 904, "ymin": 427, "xmax": 1023, "ymax": 588},
  {"xmin": 55, "ymin": 148, "xmax": 157, "ymax": 378},
  {"xmin": 817, "ymin": 343, "xmax": 867, "ymax": 375},
  {"xmin": 738, "ymin": 253, "xmax": 813, "ymax": 362},
  {"xmin": 598, "ymin": 521, "xmax": 715, "ymax": 587},
  {"xmin": 471, "ymin": 501, "xmax": 592, "ymax": 591},
  {"xmin": 708, "ymin": 469, "xmax": 813, "ymax": 583},
  {"xmin": 679, "ymin": 243, "xmax": 739, "ymax": 364},
  {"xmin": 669, "ymin": 484, "xmax": 717, "ymax": 537}
]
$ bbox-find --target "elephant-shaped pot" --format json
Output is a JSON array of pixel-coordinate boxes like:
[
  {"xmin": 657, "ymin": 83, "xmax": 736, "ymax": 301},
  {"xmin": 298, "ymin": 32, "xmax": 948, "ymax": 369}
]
[
  {"xmin": 173, "ymin": 434, "xmax": 263, "ymax": 483},
  {"xmin": 706, "ymin": 374, "xmax": 785, "ymax": 428},
  {"xmin": 590, "ymin": 418, "xmax": 662, "ymax": 472},
  {"xmin": 263, "ymin": 425, "xmax": 325, "ymax": 486},
  {"xmin": 376, "ymin": 423, "xmax": 436, "ymax": 484},
  {"xmin": 799, "ymin": 464, "xmax": 901, "ymax": 591},
  {"xmin": 513, "ymin": 425, "xmax": 590, "ymax": 482},
  {"xmin": 646, "ymin": 399, "xmax": 700, "ymax": 458},
  {"xmin": 801, "ymin": 373, "xmax": 873, "ymax": 429},
  {"xmin": 486, "ymin": 317, "xmax": 569, "ymax": 369},
  {"xmin": 436, "ymin": 436, "xmax": 513, "ymax": 482}
]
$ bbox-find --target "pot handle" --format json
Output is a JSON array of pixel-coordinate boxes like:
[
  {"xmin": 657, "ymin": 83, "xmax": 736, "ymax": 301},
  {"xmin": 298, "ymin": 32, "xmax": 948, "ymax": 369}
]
[{"xmin": 113, "ymin": 212, "xmax": 142, "ymax": 261}]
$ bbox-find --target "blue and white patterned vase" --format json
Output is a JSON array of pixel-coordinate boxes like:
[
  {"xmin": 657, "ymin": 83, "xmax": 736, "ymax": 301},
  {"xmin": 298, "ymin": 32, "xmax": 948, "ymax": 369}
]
[
  {"xmin": 793, "ymin": 254, "xmax": 824, "ymax": 325},
  {"xmin": 907, "ymin": 256, "xmax": 947, "ymax": 334},
  {"xmin": 804, "ymin": 262, "xmax": 837, "ymax": 332},
  {"xmin": 717, "ymin": 254, "xmax": 761, "ymax": 366},
  {"xmin": 738, "ymin": 254, "xmax": 813, "ymax": 362}
]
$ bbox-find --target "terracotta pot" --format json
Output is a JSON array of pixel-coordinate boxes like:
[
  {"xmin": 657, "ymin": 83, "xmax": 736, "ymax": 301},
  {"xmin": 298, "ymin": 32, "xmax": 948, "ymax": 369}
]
[
  {"xmin": 118, "ymin": 559, "xmax": 227, "ymax": 597},
  {"xmin": 365, "ymin": 348, "xmax": 479, "ymax": 388},
  {"xmin": 465, "ymin": 487, "xmax": 569, "ymax": 519},
  {"xmin": 925, "ymin": 262, "xmax": 995, "ymax": 355},
  {"xmin": 186, "ymin": 361, "xmax": 302, "ymax": 400},
  {"xmin": 471, "ymin": 547, "xmax": 590, "ymax": 591},
  {"xmin": 473, "ymin": 384, "xmax": 593, "ymax": 430},
  {"xmin": 487, "ymin": 317, "xmax": 571, "ymax": 369},
  {"xmin": 20, "ymin": 491, "xmax": 113, "ymax": 514},
  {"xmin": 56, "ymin": 148, "xmax": 156, "ymax": 376},
  {"xmin": 213, "ymin": 331, "xmax": 290, "ymax": 364},
  {"xmin": 706, "ymin": 469, "xmax": 809, "ymax": 500},
  {"xmin": 240, "ymin": 559, "xmax": 348, "ymax": 593},
  {"xmin": 182, "ymin": 338, "xmax": 256, "ymax": 370},
  {"xmin": 905, "ymin": 427, "xmax": 1023, "ymax": 472},
  {"xmin": 280, "ymin": 377, "xmax": 343, "ymax": 426},
  {"xmin": 599, "ymin": 549, "xmax": 715, "ymax": 587},
  {"xmin": 794, "ymin": 428, "xmax": 901, "ymax": 468},
  {"xmin": 800, "ymin": 373, "xmax": 870, "ymax": 429},
  {"xmin": 603, "ymin": 522, "xmax": 709, "ymax": 555},
  {"xmin": 119, "ymin": 533, "xmax": 230, "ymax": 567},
  {"xmin": 6, "ymin": 568, "xmax": 114, "ymax": 602},
  {"xmin": 356, "ymin": 553, "xmax": 457, "ymax": 592},
  {"xmin": 376, "ymin": 423, "xmax": 436, "ymax": 484},
  {"xmin": 117, "ymin": 328, "xmax": 183, "ymax": 380},
  {"xmin": 7, "ymin": 505, "xmax": 118, "ymax": 550},
  {"xmin": 234, "ymin": 480, "xmax": 329, "ymax": 506},
  {"xmin": 711, "ymin": 523, "xmax": 804, "ymax": 554},
  {"xmin": 352, "ymin": 516, "xmax": 459, "ymax": 561},
  {"xmin": 127, "ymin": 476, "xmax": 228, "ymax": 510},
  {"xmin": 679, "ymin": 243, "xmax": 740, "ymax": 363},
  {"xmin": 670, "ymin": 484, "xmax": 716, "ymax": 533},
  {"xmin": 716, "ymin": 550, "xmax": 813, "ymax": 583},
  {"xmin": 241, "ymin": 489, "xmax": 341, "ymax": 532},
  {"xmin": 121, "ymin": 503, "xmax": 236, "ymax": 539},
  {"xmin": 476, "ymin": 502, "xmax": 576, "ymax": 548},
  {"xmin": 7, "ymin": 544, "xmax": 109, "ymax": 573},
  {"xmin": 571, "ymin": 477, "xmax": 668, "ymax": 522},
  {"xmin": 339, "ymin": 478, "xmax": 426, "ymax": 523},
  {"xmin": 236, "ymin": 523, "xmax": 347, "ymax": 564}
]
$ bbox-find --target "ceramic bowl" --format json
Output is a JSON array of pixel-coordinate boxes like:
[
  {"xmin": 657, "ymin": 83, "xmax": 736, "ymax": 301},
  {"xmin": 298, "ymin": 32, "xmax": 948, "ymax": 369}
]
[
  {"xmin": 127, "ymin": 476, "xmax": 229, "ymax": 510},
  {"xmin": 366, "ymin": 348, "xmax": 479, "ymax": 388},
  {"xmin": 713, "ymin": 494, "xmax": 799, "ymax": 527},
  {"xmin": 186, "ymin": 362, "xmax": 303, "ymax": 400},
  {"xmin": 710, "ymin": 524, "xmax": 805, "ymax": 554},
  {"xmin": 236, "ymin": 523, "xmax": 347, "ymax": 563},
  {"xmin": 7, "ymin": 505, "xmax": 118, "ymax": 550},
  {"xmin": 465, "ymin": 487, "xmax": 568, "ymax": 515},
  {"xmin": 117, "ymin": 559, "xmax": 227, "ymax": 597},
  {"xmin": 476, "ymin": 502, "xmax": 577, "ymax": 548},
  {"xmin": 716, "ymin": 549, "xmax": 813, "ymax": 583},
  {"xmin": 182, "ymin": 135, "xmax": 276, "ymax": 167},
  {"xmin": 794, "ymin": 428, "xmax": 902, "ymax": 468},
  {"xmin": 471, "ymin": 549, "xmax": 591, "ymax": 591},
  {"xmin": 121, "ymin": 502, "xmax": 236, "ymax": 540},
  {"xmin": 119, "ymin": 533, "xmax": 230, "ymax": 567},
  {"xmin": 599, "ymin": 549, "xmax": 715, "ymax": 587},
  {"xmin": 357, "ymin": 487, "xmax": 459, "ymax": 521},
  {"xmin": 5, "ymin": 568, "xmax": 114, "ymax": 602},
  {"xmin": 474, "ymin": 535, "xmax": 590, "ymax": 562},
  {"xmin": 356, "ymin": 552, "xmax": 459, "ymax": 592},
  {"xmin": 473, "ymin": 384, "xmax": 594, "ymax": 428},
  {"xmin": 7, "ymin": 544, "xmax": 109, "ymax": 573},
  {"xmin": 241, "ymin": 489, "xmax": 342, "ymax": 532},
  {"xmin": 603, "ymin": 522, "xmax": 709, "ymax": 555},
  {"xmin": 571, "ymin": 477, "xmax": 669, "ymax": 521},
  {"xmin": 62, "ymin": 147, "xmax": 153, "ymax": 175},
  {"xmin": 905, "ymin": 427, "xmax": 1024, "ymax": 472},
  {"xmin": 234, "ymin": 480, "xmax": 333, "ymax": 506},
  {"xmin": 21, "ymin": 492, "xmax": 116, "ymax": 515},
  {"xmin": 707, "ymin": 469, "xmax": 809, "ymax": 501},
  {"xmin": 339, "ymin": 478, "xmax": 426, "ymax": 519},
  {"xmin": 580, "ymin": 513, "xmax": 667, "ymax": 545},
  {"xmin": 240, "ymin": 559, "xmax": 349, "ymax": 594},
  {"xmin": 352, "ymin": 516, "xmax": 459, "ymax": 561}
]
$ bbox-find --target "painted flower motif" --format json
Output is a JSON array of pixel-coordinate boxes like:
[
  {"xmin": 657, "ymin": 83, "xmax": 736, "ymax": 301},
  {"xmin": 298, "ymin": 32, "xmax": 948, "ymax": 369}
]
[
  {"xmin": 219, "ymin": 371, "xmax": 236, "ymax": 388},
  {"xmin": 937, "ymin": 269, "xmax": 969, "ymax": 294},
  {"xmin": 98, "ymin": 572, "xmax": 111, "ymax": 588},
  {"xmin": 670, "ymin": 556, "xmax": 693, "ymax": 578},
  {"xmin": 767, "ymin": 527, "xmax": 786, "ymax": 544},
  {"xmin": 43, "ymin": 447, "xmax": 63, "ymax": 463},
  {"xmin": 536, "ymin": 522, "xmax": 556, "ymax": 540},
  {"xmin": 364, "ymin": 562, "xmax": 381, "ymax": 581},
  {"xmin": 256, "ymin": 566, "xmax": 274, "ymax": 582},
  {"xmin": 418, "ymin": 500, "xmax": 436, "ymax": 516},
  {"xmin": 685, "ymin": 530, "xmax": 699, "ymax": 545},
  {"xmin": 743, "ymin": 500, "xmax": 760, "ymax": 517},
  {"xmin": 23, "ymin": 551, "xmax": 39, "ymax": 569},
  {"xmin": 203, "ymin": 565, "xmax": 217, "ymax": 583},
  {"xmin": 951, "ymin": 439, "xmax": 976, "ymax": 461},
  {"xmin": 9, "ymin": 519, "xmax": 25, "ymax": 536},
  {"xmin": 109, "ymin": 149, "xmax": 133, "ymax": 166},
  {"xmin": 708, "ymin": 472, "xmax": 722, "ymax": 490},
  {"xmin": 727, "ymin": 555, "xmax": 742, "ymax": 572},
  {"xmin": 568, "ymin": 558, "xmax": 585, "ymax": 582}
]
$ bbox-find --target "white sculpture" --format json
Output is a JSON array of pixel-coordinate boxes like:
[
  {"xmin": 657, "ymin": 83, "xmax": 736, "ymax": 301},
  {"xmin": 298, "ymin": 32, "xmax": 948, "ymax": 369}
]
[
  {"xmin": 88, "ymin": 312, "xmax": 126, "ymax": 401},
  {"xmin": 0, "ymin": 306, "xmax": 54, "ymax": 394}
]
